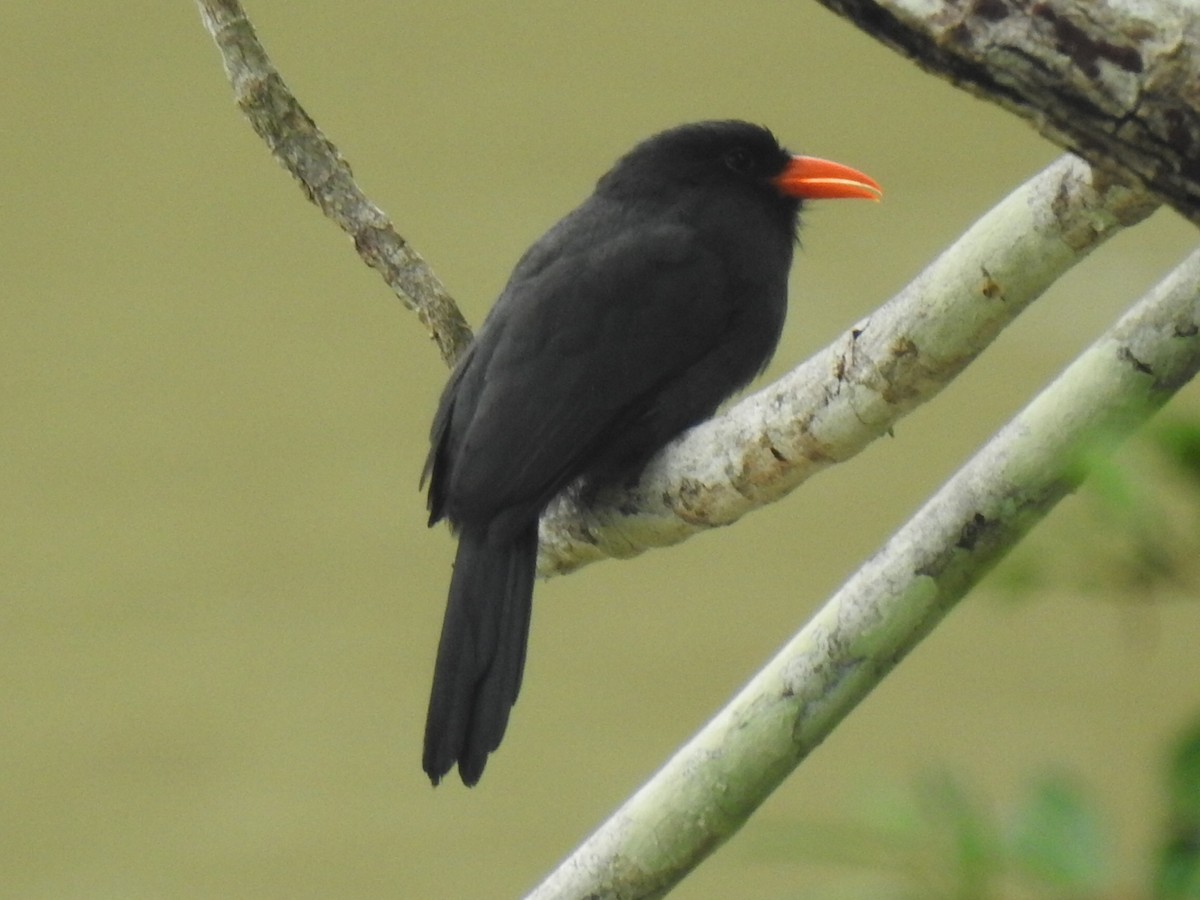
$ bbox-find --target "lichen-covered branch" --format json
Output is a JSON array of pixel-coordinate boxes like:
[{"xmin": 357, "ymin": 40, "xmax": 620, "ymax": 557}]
[
  {"xmin": 527, "ymin": 247, "xmax": 1200, "ymax": 900},
  {"xmin": 538, "ymin": 154, "xmax": 1158, "ymax": 575},
  {"xmin": 195, "ymin": 0, "xmax": 471, "ymax": 365},
  {"xmin": 812, "ymin": 0, "xmax": 1200, "ymax": 226}
]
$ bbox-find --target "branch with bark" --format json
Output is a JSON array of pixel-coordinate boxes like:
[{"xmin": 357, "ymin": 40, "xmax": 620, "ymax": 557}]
[
  {"xmin": 528, "ymin": 247, "xmax": 1200, "ymax": 898},
  {"xmin": 813, "ymin": 0, "xmax": 1200, "ymax": 225},
  {"xmin": 196, "ymin": 0, "xmax": 471, "ymax": 366},
  {"xmin": 538, "ymin": 155, "xmax": 1157, "ymax": 574},
  {"xmin": 196, "ymin": 1, "xmax": 1198, "ymax": 897}
]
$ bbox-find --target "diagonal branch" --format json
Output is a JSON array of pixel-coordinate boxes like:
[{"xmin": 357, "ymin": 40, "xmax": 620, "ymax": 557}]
[
  {"xmin": 195, "ymin": 0, "xmax": 472, "ymax": 365},
  {"xmin": 539, "ymin": 155, "xmax": 1158, "ymax": 575},
  {"xmin": 811, "ymin": 0, "xmax": 1200, "ymax": 226},
  {"xmin": 527, "ymin": 247, "xmax": 1200, "ymax": 900}
]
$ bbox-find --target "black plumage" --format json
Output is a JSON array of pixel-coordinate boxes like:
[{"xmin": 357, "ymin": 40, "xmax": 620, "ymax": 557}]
[{"xmin": 421, "ymin": 120, "xmax": 879, "ymax": 786}]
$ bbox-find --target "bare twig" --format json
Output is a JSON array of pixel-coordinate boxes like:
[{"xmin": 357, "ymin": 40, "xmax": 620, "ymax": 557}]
[{"xmin": 195, "ymin": 0, "xmax": 472, "ymax": 365}]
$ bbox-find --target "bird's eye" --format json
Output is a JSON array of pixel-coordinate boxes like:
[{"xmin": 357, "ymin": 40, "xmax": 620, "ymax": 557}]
[{"xmin": 723, "ymin": 147, "xmax": 756, "ymax": 175}]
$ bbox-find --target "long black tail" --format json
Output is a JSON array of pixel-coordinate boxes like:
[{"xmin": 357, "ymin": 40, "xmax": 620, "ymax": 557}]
[{"xmin": 422, "ymin": 522, "xmax": 538, "ymax": 786}]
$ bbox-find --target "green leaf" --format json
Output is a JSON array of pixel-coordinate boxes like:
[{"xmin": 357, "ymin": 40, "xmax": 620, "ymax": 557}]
[
  {"xmin": 1155, "ymin": 718, "xmax": 1200, "ymax": 899},
  {"xmin": 1153, "ymin": 419, "xmax": 1200, "ymax": 487},
  {"xmin": 1007, "ymin": 773, "xmax": 1109, "ymax": 891},
  {"xmin": 914, "ymin": 768, "xmax": 1004, "ymax": 896}
]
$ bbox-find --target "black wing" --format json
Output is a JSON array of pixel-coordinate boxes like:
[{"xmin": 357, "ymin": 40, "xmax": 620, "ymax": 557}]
[{"xmin": 428, "ymin": 210, "xmax": 784, "ymax": 531}]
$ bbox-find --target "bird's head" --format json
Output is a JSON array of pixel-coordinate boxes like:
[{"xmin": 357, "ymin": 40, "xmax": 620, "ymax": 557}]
[{"xmin": 596, "ymin": 120, "xmax": 881, "ymax": 235}]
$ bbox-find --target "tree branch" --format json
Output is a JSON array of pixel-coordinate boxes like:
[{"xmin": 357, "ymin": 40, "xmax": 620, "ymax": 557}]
[
  {"xmin": 195, "ymin": 0, "xmax": 472, "ymax": 365},
  {"xmin": 527, "ymin": 247, "xmax": 1200, "ymax": 900},
  {"xmin": 811, "ymin": 0, "xmax": 1200, "ymax": 226},
  {"xmin": 539, "ymin": 155, "xmax": 1157, "ymax": 575}
]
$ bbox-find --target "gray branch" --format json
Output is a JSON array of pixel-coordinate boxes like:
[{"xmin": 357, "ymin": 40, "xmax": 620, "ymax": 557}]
[
  {"xmin": 195, "ymin": 0, "xmax": 471, "ymax": 365},
  {"xmin": 812, "ymin": 0, "xmax": 1200, "ymax": 226},
  {"xmin": 539, "ymin": 155, "xmax": 1157, "ymax": 575},
  {"xmin": 527, "ymin": 248, "xmax": 1200, "ymax": 899}
]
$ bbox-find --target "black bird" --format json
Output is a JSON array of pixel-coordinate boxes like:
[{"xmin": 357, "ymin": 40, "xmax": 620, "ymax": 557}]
[{"xmin": 421, "ymin": 120, "xmax": 880, "ymax": 786}]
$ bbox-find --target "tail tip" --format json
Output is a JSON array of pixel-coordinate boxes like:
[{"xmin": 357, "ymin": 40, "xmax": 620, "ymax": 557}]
[{"xmin": 422, "ymin": 755, "xmax": 486, "ymax": 788}]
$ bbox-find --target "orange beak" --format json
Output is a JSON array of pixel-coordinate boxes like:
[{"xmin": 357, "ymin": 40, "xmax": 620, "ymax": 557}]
[{"xmin": 772, "ymin": 155, "xmax": 883, "ymax": 201}]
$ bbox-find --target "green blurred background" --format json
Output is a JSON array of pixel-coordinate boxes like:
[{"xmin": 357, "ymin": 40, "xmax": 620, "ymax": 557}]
[{"xmin": 3, "ymin": 3, "xmax": 1198, "ymax": 897}]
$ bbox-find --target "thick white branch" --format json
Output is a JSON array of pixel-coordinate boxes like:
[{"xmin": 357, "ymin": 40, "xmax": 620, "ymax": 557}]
[
  {"xmin": 528, "ymin": 248, "xmax": 1200, "ymax": 900},
  {"xmin": 539, "ymin": 155, "xmax": 1157, "ymax": 575}
]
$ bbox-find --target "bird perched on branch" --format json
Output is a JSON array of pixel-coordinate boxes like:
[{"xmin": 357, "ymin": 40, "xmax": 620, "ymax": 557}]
[{"xmin": 421, "ymin": 120, "xmax": 881, "ymax": 786}]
